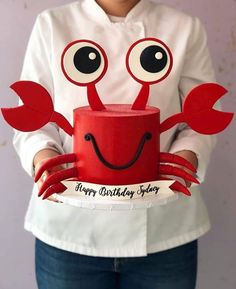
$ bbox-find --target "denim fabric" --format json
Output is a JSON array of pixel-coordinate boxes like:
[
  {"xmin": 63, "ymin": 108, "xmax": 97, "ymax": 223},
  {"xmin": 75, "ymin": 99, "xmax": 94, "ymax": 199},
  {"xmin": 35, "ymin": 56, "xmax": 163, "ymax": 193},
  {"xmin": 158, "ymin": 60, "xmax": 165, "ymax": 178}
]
[{"xmin": 35, "ymin": 238, "xmax": 197, "ymax": 289}]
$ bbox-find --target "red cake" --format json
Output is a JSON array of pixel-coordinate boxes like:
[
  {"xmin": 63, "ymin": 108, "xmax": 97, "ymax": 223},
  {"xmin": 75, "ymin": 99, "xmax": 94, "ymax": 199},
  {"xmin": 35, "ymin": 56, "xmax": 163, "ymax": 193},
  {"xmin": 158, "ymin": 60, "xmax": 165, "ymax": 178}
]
[{"xmin": 73, "ymin": 104, "xmax": 159, "ymax": 186}]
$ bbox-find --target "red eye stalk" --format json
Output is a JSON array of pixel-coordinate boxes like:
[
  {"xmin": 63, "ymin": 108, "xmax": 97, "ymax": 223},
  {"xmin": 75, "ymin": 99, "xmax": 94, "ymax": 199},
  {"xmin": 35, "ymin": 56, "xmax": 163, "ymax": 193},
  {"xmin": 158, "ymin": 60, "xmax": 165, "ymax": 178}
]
[{"xmin": 126, "ymin": 38, "xmax": 173, "ymax": 110}]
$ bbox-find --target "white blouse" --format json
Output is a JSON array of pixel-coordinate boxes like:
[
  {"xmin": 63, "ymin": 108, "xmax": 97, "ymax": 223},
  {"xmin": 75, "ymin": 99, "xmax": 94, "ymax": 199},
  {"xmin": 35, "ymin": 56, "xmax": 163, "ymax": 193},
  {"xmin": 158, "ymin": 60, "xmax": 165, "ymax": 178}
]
[{"xmin": 13, "ymin": 0, "xmax": 216, "ymax": 257}]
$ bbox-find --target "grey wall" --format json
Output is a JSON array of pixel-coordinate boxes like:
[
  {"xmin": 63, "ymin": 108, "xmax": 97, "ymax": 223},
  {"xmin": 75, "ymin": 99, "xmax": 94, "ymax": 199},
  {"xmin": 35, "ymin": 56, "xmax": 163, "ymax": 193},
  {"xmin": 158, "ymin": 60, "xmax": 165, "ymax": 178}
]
[{"xmin": 0, "ymin": 0, "xmax": 235, "ymax": 288}]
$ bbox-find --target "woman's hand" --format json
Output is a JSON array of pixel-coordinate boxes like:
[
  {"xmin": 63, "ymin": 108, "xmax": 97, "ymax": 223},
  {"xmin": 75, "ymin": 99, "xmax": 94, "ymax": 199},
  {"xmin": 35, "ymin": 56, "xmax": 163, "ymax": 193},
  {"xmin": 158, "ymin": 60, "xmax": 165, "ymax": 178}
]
[{"xmin": 33, "ymin": 149, "xmax": 63, "ymax": 202}]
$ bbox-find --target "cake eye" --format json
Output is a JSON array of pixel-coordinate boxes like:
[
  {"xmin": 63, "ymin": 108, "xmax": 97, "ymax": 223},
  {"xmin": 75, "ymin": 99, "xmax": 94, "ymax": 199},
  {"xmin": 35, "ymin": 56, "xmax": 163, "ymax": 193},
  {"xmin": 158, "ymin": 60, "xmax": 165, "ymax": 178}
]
[
  {"xmin": 61, "ymin": 40, "xmax": 108, "ymax": 86},
  {"xmin": 126, "ymin": 38, "xmax": 173, "ymax": 84},
  {"xmin": 74, "ymin": 47, "xmax": 101, "ymax": 74}
]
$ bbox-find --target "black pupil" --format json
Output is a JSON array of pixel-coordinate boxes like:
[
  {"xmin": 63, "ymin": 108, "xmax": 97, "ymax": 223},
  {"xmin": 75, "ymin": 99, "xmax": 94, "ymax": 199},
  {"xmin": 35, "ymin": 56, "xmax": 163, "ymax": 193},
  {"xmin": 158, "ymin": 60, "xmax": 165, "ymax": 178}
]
[
  {"xmin": 140, "ymin": 45, "xmax": 168, "ymax": 73},
  {"xmin": 73, "ymin": 46, "xmax": 101, "ymax": 74}
]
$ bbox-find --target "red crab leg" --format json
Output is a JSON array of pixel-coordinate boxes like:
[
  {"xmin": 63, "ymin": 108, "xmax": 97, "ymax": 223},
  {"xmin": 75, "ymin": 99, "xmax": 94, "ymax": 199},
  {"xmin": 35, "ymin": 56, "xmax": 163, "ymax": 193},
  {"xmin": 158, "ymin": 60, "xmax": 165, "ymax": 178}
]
[
  {"xmin": 159, "ymin": 164, "xmax": 199, "ymax": 184},
  {"xmin": 159, "ymin": 177, "xmax": 191, "ymax": 196},
  {"xmin": 38, "ymin": 167, "xmax": 78, "ymax": 197},
  {"xmin": 159, "ymin": 152, "xmax": 196, "ymax": 173},
  {"xmin": 35, "ymin": 153, "xmax": 77, "ymax": 182},
  {"xmin": 42, "ymin": 183, "xmax": 68, "ymax": 200}
]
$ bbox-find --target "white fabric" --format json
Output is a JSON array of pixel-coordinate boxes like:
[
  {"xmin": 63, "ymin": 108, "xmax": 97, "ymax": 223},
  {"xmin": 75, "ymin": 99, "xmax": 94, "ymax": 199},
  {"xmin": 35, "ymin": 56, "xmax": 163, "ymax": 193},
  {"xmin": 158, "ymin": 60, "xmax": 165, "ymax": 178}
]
[
  {"xmin": 108, "ymin": 15, "xmax": 125, "ymax": 23},
  {"xmin": 14, "ymin": 0, "xmax": 216, "ymax": 257}
]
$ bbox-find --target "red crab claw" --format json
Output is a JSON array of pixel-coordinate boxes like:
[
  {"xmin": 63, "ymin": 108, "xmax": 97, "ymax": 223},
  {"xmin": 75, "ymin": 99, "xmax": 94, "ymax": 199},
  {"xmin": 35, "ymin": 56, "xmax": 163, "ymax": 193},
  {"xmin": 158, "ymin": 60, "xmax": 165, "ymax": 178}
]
[
  {"xmin": 34, "ymin": 153, "xmax": 78, "ymax": 199},
  {"xmin": 160, "ymin": 83, "xmax": 234, "ymax": 134},
  {"xmin": 1, "ymin": 81, "xmax": 53, "ymax": 131},
  {"xmin": 1, "ymin": 81, "xmax": 73, "ymax": 136}
]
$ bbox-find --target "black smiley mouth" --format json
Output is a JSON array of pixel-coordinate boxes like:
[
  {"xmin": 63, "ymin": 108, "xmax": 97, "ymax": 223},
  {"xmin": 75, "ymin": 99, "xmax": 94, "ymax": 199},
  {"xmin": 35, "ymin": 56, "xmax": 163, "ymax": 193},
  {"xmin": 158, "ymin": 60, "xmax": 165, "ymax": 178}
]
[{"xmin": 84, "ymin": 132, "xmax": 152, "ymax": 170}]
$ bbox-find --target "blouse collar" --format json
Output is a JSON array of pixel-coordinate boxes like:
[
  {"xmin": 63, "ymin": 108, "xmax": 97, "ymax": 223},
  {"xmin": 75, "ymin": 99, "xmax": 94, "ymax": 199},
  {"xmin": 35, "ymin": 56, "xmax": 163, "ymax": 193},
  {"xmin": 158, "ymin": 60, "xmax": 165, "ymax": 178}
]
[{"xmin": 82, "ymin": 0, "xmax": 151, "ymax": 24}]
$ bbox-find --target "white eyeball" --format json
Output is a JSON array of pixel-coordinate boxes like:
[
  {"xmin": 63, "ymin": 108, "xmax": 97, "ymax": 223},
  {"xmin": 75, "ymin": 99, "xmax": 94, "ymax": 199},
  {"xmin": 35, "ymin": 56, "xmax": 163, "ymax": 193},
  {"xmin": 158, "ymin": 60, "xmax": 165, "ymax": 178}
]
[
  {"xmin": 61, "ymin": 40, "xmax": 108, "ymax": 86},
  {"xmin": 126, "ymin": 38, "xmax": 173, "ymax": 84}
]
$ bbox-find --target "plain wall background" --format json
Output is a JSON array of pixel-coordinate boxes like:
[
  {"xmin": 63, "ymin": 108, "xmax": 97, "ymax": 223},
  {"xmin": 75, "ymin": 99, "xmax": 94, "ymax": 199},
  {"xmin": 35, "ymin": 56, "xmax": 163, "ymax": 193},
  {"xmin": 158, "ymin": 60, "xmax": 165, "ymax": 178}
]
[{"xmin": 0, "ymin": 0, "xmax": 235, "ymax": 288}]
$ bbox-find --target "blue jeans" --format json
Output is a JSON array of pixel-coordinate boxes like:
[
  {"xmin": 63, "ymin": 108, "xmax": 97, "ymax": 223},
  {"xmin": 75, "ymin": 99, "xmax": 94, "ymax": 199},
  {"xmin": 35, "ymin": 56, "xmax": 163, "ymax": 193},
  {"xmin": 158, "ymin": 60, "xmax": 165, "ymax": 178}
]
[{"xmin": 35, "ymin": 238, "xmax": 197, "ymax": 289}]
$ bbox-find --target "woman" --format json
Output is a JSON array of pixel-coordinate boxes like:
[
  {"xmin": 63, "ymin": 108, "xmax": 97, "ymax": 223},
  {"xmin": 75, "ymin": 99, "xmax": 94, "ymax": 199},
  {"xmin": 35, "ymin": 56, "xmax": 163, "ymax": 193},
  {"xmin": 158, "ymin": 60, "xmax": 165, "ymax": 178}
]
[{"xmin": 14, "ymin": 0, "xmax": 216, "ymax": 288}]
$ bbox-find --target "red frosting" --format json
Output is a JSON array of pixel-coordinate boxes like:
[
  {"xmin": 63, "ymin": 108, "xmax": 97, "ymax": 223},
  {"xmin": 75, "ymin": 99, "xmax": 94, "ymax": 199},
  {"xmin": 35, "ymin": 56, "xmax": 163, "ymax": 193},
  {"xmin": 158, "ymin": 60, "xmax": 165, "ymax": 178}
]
[{"xmin": 73, "ymin": 104, "xmax": 160, "ymax": 185}]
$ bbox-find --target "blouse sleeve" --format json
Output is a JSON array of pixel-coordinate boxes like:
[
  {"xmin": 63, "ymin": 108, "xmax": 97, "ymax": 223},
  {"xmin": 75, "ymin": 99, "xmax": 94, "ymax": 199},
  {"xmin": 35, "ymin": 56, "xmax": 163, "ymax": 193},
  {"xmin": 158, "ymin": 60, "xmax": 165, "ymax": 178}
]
[
  {"xmin": 169, "ymin": 17, "xmax": 218, "ymax": 183},
  {"xmin": 13, "ymin": 13, "xmax": 64, "ymax": 177}
]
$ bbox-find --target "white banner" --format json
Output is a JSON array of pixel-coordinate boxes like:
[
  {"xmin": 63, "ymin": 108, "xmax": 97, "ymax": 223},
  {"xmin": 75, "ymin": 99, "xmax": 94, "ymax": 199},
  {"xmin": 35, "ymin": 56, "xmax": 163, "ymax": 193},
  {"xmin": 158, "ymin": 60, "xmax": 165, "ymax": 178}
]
[{"xmin": 62, "ymin": 180, "xmax": 175, "ymax": 201}]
